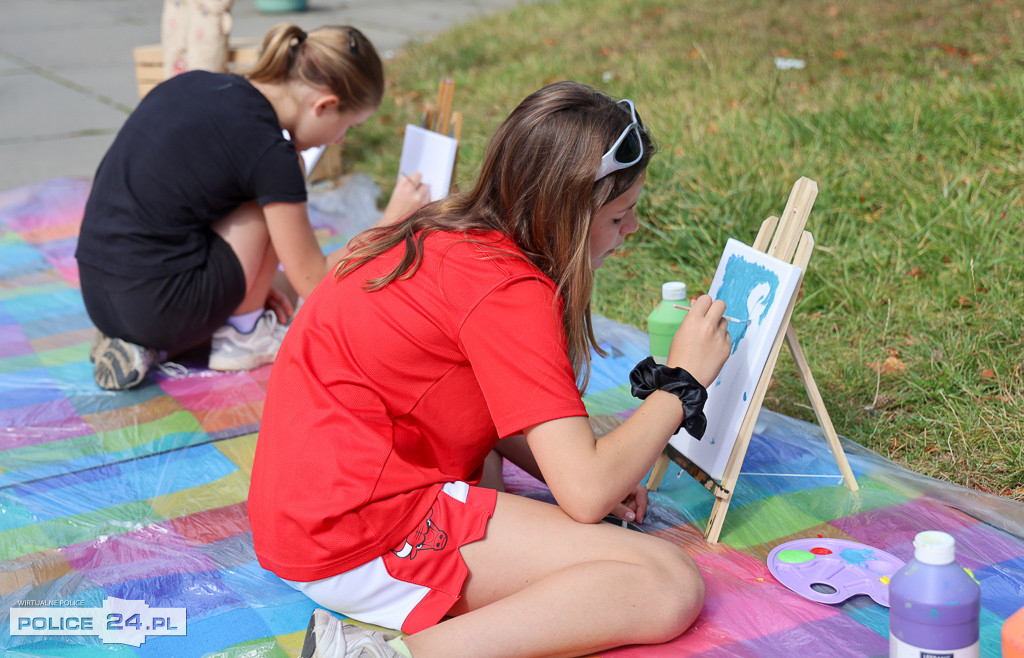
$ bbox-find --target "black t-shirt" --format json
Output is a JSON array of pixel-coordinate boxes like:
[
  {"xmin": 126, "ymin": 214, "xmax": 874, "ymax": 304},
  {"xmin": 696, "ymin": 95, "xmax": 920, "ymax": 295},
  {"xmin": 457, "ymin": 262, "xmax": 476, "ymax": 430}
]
[{"xmin": 75, "ymin": 71, "xmax": 307, "ymax": 278}]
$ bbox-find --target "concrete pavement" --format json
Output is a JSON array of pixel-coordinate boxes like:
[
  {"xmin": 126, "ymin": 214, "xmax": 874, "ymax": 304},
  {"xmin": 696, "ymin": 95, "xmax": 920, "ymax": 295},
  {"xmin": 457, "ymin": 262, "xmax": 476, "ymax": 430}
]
[{"xmin": 0, "ymin": 0, "xmax": 529, "ymax": 192}]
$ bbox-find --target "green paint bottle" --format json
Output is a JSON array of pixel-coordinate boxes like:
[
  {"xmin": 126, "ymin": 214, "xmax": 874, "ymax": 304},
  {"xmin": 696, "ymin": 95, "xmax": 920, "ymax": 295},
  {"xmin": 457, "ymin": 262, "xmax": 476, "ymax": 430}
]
[{"xmin": 647, "ymin": 281, "xmax": 688, "ymax": 364}]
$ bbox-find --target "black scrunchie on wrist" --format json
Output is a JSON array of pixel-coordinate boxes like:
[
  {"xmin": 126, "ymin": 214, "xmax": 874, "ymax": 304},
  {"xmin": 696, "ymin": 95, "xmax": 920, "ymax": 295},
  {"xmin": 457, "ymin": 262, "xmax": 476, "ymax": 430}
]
[{"xmin": 629, "ymin": 356, "xmax": 709, "ymax": 439}]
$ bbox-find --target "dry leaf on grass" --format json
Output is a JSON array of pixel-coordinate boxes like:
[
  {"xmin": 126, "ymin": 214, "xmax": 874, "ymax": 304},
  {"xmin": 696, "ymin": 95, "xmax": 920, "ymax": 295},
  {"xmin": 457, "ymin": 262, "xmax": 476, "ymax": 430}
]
[{"xmin": 868, "ymin": 355, "xmax": 907, "ymax": 375}]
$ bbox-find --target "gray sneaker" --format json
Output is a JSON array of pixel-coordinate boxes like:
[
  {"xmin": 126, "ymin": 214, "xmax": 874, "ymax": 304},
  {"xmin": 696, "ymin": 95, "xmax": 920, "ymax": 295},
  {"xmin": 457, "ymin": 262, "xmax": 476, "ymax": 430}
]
[
  {"xmin": 208, "ymin": 310, "xmax": 288, "ymax": 371},
  {"xmin": 300, "ymin": 609, "xmax": 401, "ymax": 658},
  {"xmin": 91, "ymin": 332, "xmax": 157, "ymax": 391}
]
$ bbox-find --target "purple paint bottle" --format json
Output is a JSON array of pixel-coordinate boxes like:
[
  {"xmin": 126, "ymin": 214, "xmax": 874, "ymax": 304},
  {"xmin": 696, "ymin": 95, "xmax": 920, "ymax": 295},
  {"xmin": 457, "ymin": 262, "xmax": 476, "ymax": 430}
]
[{"xmin": 889, "ymin": 531, "xmax": 981, "ymax": 658}]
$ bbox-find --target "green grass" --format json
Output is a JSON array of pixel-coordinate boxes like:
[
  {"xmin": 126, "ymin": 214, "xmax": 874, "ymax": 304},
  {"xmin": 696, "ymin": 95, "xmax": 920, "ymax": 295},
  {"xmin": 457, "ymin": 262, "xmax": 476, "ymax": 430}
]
[{"xmin": 341, "ymin": 0, "xmax": 1024, "ymax": 498}]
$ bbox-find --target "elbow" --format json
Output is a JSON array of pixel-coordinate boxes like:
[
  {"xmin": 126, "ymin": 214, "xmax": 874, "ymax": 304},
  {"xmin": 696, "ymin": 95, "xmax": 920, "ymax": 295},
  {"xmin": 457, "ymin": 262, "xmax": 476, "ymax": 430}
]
[
  {"xmin": 561, "ymin": 505, "xmax": 607, "ymax": 525},
  {"xmin": 550, "ymin": 485, "xmax": 615, "ymax": 525},
  {"xmin": 569, "ymin": 507, "xmax": 609, "ymax": 525}
]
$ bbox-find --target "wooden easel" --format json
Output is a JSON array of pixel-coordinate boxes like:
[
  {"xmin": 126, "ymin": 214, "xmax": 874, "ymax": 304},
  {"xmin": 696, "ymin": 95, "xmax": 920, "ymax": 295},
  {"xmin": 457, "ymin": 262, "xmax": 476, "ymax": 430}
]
[
  {"xmin": 645, "ymin": 177, "xmax": 859, "ymax": 544},
  {"xmin": 423, "ymin": 77, "xmax": 463, "ymax": 141},
  {"xmin": 422, "ymin": 77, "xmax": 463, "ymax": 184}
]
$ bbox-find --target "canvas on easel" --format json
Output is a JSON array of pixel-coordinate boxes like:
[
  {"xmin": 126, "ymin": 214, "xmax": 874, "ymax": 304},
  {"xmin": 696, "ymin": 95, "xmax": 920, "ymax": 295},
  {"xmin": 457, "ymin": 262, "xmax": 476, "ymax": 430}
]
[
  {"xmin": 398, "ymin": 125, "xmax": 458, "ymax": 201},
  {"xmin": 646, "ymin": 177, "xmax": 859, "ymax": 544},
  {"xmin": 397, "ymin": 77, "xmax": 463, "ymax": 201},
  {"xmin": 670, "ymin": 238, "xmax": 803, "ymax": 480}
]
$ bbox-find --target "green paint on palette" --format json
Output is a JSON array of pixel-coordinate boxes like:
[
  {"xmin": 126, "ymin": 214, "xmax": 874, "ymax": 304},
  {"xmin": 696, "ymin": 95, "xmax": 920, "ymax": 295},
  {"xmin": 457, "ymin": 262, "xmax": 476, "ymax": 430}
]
[{"xmin": 777, "ymin": 549, "xmax": 816, "ymax": 564}]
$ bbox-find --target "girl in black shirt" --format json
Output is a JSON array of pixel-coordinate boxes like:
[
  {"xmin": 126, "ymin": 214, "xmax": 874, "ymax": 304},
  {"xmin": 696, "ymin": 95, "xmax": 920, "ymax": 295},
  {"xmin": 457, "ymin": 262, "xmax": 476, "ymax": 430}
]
[{"xmin": 76, "ymin": 24, "xmax": 428, "ymax": 390}]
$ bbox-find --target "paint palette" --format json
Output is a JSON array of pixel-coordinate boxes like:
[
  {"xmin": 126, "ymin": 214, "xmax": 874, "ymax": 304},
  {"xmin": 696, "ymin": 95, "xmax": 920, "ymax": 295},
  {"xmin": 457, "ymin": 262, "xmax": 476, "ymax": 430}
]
[{"xmin": 766, "ymin": 538, "xmax": 904, "ymax": 607}]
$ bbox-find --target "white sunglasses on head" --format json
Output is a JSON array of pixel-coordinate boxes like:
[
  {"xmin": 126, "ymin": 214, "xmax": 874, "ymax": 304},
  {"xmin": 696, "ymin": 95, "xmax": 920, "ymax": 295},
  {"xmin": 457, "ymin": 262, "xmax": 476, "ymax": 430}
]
[{"xmin": 594, "ymin": 99, "xmax": 647, "ymax": 181}]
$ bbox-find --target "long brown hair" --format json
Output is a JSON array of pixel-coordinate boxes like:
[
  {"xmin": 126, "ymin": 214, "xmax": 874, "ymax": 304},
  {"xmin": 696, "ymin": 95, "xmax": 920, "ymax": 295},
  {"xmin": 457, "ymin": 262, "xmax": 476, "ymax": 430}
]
[
  {"xmin": 336, "ymin": 81, "xmax": 656, "ymax": 390},
  {"xmin": 246, "ymin": 24, "xmax": 383, "ymax": 112}
]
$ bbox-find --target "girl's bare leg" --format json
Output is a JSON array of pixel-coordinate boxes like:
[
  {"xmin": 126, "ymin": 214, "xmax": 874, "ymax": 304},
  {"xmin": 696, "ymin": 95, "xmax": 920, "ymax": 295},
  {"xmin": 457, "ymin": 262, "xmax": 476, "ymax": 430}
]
[
  {"xmin": 211, "ymin": 202, "xmax": 281, "ymax": 315},
  {"xmin": 404, "ymin": 492, "xmax": 704, "ymax": 658}
]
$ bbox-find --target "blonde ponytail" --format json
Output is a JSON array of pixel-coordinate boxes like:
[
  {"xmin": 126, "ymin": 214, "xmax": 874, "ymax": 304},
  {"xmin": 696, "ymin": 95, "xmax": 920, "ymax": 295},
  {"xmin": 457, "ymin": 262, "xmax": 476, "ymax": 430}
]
[{"xmin": 246, "ymin": 23, "xmax": 384, "ymax": 112}]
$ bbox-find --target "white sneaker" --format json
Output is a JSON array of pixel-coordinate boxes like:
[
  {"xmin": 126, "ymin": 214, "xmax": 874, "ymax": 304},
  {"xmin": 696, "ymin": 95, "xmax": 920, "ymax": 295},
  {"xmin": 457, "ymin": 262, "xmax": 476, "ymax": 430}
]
[
  {"xmin": 300, "ymin": 609, "xmax": 402, "ymax": 658},
  {"xmin": 208, "ymin": 310, "xmax": 288, "ymax": 371}
]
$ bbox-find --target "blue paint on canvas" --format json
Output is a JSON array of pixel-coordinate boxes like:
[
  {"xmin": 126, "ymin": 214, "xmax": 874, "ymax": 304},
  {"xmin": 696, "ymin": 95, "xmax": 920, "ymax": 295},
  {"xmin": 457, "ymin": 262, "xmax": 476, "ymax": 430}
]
[{"xmin": 716, "ymin": 254, "xmax": 781, "ymax": 353}]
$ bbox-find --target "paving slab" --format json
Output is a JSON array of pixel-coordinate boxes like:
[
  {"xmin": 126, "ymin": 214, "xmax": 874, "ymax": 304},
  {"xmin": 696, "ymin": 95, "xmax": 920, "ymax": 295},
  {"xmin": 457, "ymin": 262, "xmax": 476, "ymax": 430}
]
[{"xmin": 0, "ymin": 0, "xmax": 536, "ymax": 193}]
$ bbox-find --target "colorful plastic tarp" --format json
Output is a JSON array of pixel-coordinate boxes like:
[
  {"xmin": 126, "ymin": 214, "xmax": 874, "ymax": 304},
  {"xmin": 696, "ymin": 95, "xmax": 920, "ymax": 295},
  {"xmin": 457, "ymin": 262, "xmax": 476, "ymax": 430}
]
[{"xmin": 1, "ymin": 178, "xmax": 1022, "ymax": 656}]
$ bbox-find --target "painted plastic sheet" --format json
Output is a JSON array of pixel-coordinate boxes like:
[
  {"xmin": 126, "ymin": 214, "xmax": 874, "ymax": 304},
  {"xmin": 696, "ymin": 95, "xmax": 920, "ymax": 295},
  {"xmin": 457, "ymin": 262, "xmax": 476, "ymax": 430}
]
[{"xmin": 1, "ymin": 178, "xmax": 1021, "ymax": 657}]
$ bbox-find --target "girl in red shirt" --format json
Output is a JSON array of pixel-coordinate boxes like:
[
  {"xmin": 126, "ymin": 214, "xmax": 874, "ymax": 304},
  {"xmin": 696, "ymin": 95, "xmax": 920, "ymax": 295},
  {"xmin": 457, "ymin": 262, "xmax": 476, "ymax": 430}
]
[{"xmin": 249, "ymin": 80, "xmax": 732, "ymax": 658}]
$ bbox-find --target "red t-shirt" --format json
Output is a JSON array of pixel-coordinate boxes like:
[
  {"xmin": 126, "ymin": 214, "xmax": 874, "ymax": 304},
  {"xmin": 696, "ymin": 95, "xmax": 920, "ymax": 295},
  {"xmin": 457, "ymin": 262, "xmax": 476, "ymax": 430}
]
[{"xmin": 248, "ymin": 230, "xmax": 588, "ymax": 581}]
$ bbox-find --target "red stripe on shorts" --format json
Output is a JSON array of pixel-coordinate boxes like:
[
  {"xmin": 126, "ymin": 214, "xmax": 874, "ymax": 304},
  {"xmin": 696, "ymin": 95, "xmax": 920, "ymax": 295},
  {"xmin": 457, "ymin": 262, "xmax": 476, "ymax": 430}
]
[{"xmin": 382, "ymin": 484, "xmax": 497, "ymax": 634}]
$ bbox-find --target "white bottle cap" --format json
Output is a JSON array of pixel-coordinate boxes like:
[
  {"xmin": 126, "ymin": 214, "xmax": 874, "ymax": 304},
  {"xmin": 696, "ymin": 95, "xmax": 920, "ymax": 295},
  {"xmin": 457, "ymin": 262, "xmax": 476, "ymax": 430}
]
[
  {"xmin": 913, "ymin": 530, "xmax": 956, "ymax": 565},
  {"xmin": 661, "ymin": 281, "xmax": 687, "ymax": 301}
]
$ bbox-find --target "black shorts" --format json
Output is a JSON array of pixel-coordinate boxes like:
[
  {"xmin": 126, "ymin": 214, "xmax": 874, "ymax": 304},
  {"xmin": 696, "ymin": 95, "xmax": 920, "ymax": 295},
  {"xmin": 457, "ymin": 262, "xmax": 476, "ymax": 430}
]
[{"xmin": 78, "ymin": 232, "xmax": 247, "ymax": 353}]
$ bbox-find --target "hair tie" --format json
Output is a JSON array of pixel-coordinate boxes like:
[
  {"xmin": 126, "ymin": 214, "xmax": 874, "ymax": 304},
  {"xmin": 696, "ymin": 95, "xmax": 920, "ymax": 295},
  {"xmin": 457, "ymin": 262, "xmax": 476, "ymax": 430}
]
[
  {"xmin": 348, "ymin": 29, "xmax": 358, "ymax": 53},
  {"xmin": 293, "ymin": 31, "xmax": 307, "ymax": 47},
  {"xmin": 629, "ymin": 356, "xmax": 709, "ymax": 439}
]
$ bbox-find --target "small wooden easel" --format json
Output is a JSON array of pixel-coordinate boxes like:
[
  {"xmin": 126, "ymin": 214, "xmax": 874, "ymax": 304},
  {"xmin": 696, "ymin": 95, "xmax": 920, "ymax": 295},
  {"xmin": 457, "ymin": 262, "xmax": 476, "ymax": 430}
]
[
  {"xmin": 423, "ymin": 77, "xmax": 463, "ymax": 140},
  {"xmin": 645, "ymin": 177, "xmax": 859, "ymax": 544},
  {"xmin": 422, "ymin": 77, "xmax": 463, "ymax": 184}
]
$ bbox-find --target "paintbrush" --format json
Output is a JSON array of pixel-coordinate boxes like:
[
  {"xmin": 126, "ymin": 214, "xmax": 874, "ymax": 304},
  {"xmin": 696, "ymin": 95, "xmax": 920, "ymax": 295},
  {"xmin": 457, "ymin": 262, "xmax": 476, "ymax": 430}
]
[{"xmin": 673, "ymin": 304, "xmax": 751, "ymax": 325}]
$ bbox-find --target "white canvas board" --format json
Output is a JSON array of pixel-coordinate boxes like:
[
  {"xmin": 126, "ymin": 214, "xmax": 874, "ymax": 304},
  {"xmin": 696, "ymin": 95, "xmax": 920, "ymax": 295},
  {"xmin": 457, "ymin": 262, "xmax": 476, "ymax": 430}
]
[
  {"xmin": 281, "ymin": 130, "xmax": 326, "ymax": 181},
  {"xmin": 397, "ymin": 124, "xmax": 458, "ymax": 202},
  {"xmin": 668, "ymin": 238, "xmax": 803, "ymax": 480},
  {"xmin": 301, "ymin": 145, "xmax": 326, "ymax": 178}
]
